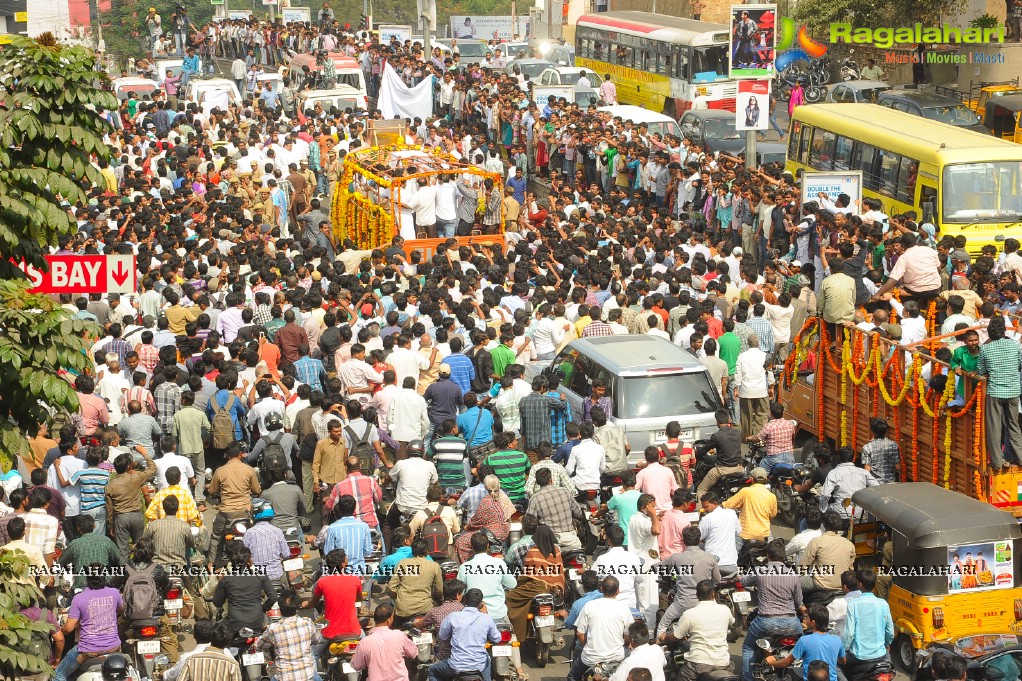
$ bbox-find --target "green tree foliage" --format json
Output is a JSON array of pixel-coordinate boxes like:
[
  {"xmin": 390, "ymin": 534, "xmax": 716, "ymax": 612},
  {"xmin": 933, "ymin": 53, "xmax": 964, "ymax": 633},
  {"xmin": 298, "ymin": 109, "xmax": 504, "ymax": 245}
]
[
  {"xmin": 0, "ymin": 551, "xmax": 55, "ymax": 679},
  {"xmin": 100, "ymin": 1, "xmax": 215, "ymax": 58},
  {"xmin": 0, "ymin": 33, "xmax": 107, "ymax": 471},
  {"xmin": 792, "ymin": 0, "xmax": 965, "ymax": 34}
]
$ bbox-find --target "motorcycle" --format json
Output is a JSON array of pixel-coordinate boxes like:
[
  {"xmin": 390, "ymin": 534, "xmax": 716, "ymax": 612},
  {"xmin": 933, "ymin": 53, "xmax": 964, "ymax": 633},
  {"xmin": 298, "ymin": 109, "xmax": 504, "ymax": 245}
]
[
  {"xmin": 126, "ymin": 618, "xmax": 164, "ymax": 681},
  {"xmin": 488, "ymin": 622, "xmax": 518, "ymax": 681},
  {"xmin": 526, "ymin": 592, "xmax": 564, "ymax": 667},
  {"xmin": 319, "ymin": 621, "xmax": 362, "ymax": 681},
  {"xmin": 75, "ymin": 654, "xmax": 144, "ymax": 681},
  {"xmin": 582, "ymin": 659, "xmax": 622, "ymax": 681},
  {"xmin": 715, "ymin": 579, "xmax": 753, "ymax": 642},
  {"xmin": 403, "ymin": 624, "xmax": 436, "ymax": 681},
  {"xmin": 283, "ymin": 527, "xmax": 311, "ymax": 592},
  {"xmin": 844, "ymin": 657, "xmax": 895, "ymax": 681},
  {"xmin": 751, "ymin": 631, "xmax": 804, "ymax": 681},
  {"xmin": 576, "ymin": 490, "xmax": 606, "ymax": 555},
  {"xmin": 226, "ymin": 626, "xmax": 267, "ymax": 681},
  {"xmin": 664, "ymin": 640, "xmax": 740, "ymax": 681},
  {"xmin": 840, "ymin": 51, "xmax": 860, "ymax": 81},
  {"xmin": 769, "ymin": 464, "xmax": 808, "ymax": 528},
  {"xmin": 163, "ymin": 576, "xmax": 189, "ymax": 633},
  {"xmin": 440, "ymin": 560, "xmax": 460, "ymax": 582},
  {"xmin": 562, "ymin": 550, "xmax": 589, "ymax": 607},
  {"xmin": 692, "ymin": 443, "xmax": 755, "ymax": 503}
]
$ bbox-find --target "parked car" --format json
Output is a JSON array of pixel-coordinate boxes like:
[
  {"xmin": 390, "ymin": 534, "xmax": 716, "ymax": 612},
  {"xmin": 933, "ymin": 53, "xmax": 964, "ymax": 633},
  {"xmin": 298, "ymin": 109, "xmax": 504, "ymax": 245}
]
[
  {"xmin": 505, "ymin": 58, "xmax": 555, "ymax": 81},
  {"xmin": 112, "ymin": 77, "xmax": 159, "ymax": 102},
  {"xmin": 825, "ymin": 79, "xmax": 891, "ymax": 104},
  {"xmin": 185, "ymin": 77, "xmax": 242, "ymax": 107},
  {"xmin": 877, "ymin": 89, "xmax": 990, "ymax": 134},
  {"xmin": 433, "ymin": 39, "xmax": 490, "ymax": 66},
  {"xmin": 679, "ymin": 109, "xmax": 745, "ymax": 154},
  {"xmin": 536, "ymin": 67, "xmax": 603, "ymax": 87},
  {"xmin": 526, "ymin": 336, "xmax": 721, "ymax": 459},
  {"xmin": 298, "ymin": 85, "xmax": 367, "ymax": 113},
  {"xmin": 739, "ymin": 142, "xmax": 787, "ymax": 167},
  {"xmin": 598, "ymin": 105, "xmax": 683, "ymax": 139}
]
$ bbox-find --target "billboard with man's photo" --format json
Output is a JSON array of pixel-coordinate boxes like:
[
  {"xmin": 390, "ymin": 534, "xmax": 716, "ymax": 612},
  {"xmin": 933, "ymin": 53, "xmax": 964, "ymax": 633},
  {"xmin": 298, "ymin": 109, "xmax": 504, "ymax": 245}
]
[{"xmin": 729, "ymin": 4, "xmax": 777, "ymax": 79}]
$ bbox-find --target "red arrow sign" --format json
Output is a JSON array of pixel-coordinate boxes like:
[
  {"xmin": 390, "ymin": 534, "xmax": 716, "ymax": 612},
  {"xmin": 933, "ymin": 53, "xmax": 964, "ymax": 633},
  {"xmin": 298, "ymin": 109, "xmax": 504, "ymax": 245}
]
[{"xmin": 111, "ymin": 259, "xmax": 129, "ymax": 286}]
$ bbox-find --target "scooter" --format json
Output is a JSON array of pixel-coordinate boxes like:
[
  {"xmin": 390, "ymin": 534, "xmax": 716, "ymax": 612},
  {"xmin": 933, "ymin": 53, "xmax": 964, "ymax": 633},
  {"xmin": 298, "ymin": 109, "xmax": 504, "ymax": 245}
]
[
  {"xmin": 487, "ymin": 622, "xmax": 518, "ymax": 681},
  {"xmin": 75, "ymin": 654, "xmax": 145, "ymax": 681},
  {"xmin": 840, "ymin": 51, "xmax": 860, "ymax": 81},
  {"xmin": 769, "ymin": 463, "xmax": 809, "ymax": 528}
]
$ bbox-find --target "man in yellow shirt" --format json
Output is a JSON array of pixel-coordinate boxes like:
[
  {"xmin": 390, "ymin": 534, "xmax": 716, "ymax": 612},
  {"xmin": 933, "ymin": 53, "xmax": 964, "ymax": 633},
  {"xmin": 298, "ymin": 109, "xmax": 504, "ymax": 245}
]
[
  {"xmin": 723, "ymin": 467, "xmax": 777, "ymax": 544},
  {"xmin": 145, "ymin": 466, "xmax": 203, "ymax": 527}
]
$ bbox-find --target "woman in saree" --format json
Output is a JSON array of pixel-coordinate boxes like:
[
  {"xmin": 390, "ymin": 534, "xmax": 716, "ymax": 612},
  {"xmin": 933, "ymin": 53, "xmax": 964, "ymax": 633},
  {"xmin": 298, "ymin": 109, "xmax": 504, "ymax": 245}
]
[{"xmin": 454, "ymin": 475, "xmax": 512, "ymax": 562}]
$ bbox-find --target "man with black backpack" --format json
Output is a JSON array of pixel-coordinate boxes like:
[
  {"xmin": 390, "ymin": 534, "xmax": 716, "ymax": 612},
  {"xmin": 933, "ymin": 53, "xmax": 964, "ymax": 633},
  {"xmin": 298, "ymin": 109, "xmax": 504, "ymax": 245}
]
[
  {"xmin": 245, "ymin": 411, "xmax": 296, "ymax": 488},
  {"xmin": 343, "ymin": 400, "xmax": 392, "ymax": 472},
  {"xmin": 409, "ymin": 482, "xmax": 461, "ymax": 561}
]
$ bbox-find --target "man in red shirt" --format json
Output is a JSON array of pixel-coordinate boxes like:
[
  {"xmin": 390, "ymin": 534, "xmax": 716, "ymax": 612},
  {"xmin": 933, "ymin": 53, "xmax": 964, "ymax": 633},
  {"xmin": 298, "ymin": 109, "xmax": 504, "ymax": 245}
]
[{"xmin": 307, "ymin": 549, "xmax": 363, "ymax": 649}]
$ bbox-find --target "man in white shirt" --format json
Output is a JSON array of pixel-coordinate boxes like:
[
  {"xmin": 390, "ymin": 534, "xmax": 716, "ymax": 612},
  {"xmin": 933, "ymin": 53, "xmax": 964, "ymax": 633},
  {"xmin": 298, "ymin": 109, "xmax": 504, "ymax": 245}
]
[
  {"xmin": 699, "ymin": 493, "xmax": 741, "ymax": 574},
  {"xmin": 666, "ymin": 579, "xmax": 735, "ymax": 681},
  {"xmin": 591, "ymin": 524, "xmax": 646, "ymax": 610},
  {"xmin": 734, "ymin": 335, "xmax": 771, "ymax": 440},
  {"xmin": 628, "ymin": 493, "xmax": 662, "ymax": 634},
  {"xmin": 785, "ymin": 506, "xmax": 823, "ymax": 564},
  {"xmin": 609, "ymin": 621, "xmax": 667, "ymax": 681},
  {"xmin": 387, "ymin": 377, "xmax": 430, "ymax": 456},
  {"xmin": 566, "ymin": 422, "xmax": 606, "ymax": 492},
  {"xmin": 96, "ymin": 354, "xmax": 131, "ymax": 425},
  {"xmin": 155, "ymin": 436, "xmax": 196, "ymax": 490},
  {"xmin": 388, "ymin": 335, "xmax": 430, "ymax": 389},
  {"xmin": 569, "ymin": 575, "xmax": 637, "ymax": 681},
  {"xmin": 827, "ymin": 570, "xmax": 862, "ymax": 638}
]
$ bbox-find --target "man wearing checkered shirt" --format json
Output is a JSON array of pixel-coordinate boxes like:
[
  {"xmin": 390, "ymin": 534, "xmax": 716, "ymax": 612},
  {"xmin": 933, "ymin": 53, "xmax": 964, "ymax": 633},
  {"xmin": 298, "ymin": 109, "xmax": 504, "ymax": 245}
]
[
  {"xmin": 750, "ymin": 403, "xmax": 797, "ymax": 473},
  {"xmin": 976, "ymin": 316, "xmax": 1022, "ymax": 470},
  {"xmin": 255, "ymin": 589, "xmax": 323, "ymax": 681},
  {"xmin": 859, "ymin": 418, "xmax": 900, "ymax": 484}
]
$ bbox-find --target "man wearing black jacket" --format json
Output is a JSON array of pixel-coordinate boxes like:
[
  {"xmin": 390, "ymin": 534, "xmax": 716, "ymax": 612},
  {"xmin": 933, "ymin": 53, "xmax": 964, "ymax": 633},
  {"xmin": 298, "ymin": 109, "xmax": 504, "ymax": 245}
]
[{"xmin": 696, "ymin": 409, "xmax": 745, "ymax": 499}]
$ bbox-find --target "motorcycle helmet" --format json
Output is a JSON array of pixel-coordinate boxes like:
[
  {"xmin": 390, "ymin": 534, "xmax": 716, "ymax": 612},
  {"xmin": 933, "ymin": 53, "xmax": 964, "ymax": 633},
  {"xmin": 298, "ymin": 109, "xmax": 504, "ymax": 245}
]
[
  {"xmin": 263, "ymin": 411, "xmax": 284, "ymax": 432},
  {"xmin": 408, "ymin": 439, "xmax": 425, "ymax": 457},
  {"xmin": 252, "ymin": 498, "xmax": 275, "ymax": 521},
  {"xmin": 102, "ymin": 654, "xmax": 132, "ymax": 681}
]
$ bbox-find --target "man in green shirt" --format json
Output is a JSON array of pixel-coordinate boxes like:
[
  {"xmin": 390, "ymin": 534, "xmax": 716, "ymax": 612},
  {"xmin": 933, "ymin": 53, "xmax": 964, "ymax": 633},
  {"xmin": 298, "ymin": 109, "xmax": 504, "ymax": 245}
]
[
  {"xmin": 58, "ymin": 514, "xmax": 121, "ymax": 589},
  {"xmin": 172, "ymin": 391, "xmax": 211, "ymax": 505},
  {"xmin": 490, "ymin": 333, "xmax": 517, "ymax": 379},
  {"xmin": 604, "ymin": 471, "xmax": 641, "ymax": 547},
  {"xmin": 482, "ymin": 431, "xmax": 531, "ymax": 505},
  {"xmin": 718, "ymin": 320, "xmax": 741, "ymax": 420},
  {"xmin": 950, "ymin": 329, "xmax": 981, "ymax": 405}
]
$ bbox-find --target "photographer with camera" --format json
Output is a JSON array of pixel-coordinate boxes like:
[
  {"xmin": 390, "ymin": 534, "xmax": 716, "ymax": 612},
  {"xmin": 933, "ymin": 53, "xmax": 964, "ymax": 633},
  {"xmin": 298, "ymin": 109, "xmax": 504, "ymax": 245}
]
[
  {"xmin": 171, "ymin": 5, "xmax": 196, "ymax": 57},
  {"xmin": 319, "ymin": 2, "xmax": 335, "ymax": 32}
]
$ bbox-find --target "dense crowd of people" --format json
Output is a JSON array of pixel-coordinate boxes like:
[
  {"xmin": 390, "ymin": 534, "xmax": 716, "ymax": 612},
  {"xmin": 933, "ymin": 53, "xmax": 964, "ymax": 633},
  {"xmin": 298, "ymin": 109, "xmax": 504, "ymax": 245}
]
[{"xmin": 2, "ymin": 11, "xmax": 1022, "ymax": 681}]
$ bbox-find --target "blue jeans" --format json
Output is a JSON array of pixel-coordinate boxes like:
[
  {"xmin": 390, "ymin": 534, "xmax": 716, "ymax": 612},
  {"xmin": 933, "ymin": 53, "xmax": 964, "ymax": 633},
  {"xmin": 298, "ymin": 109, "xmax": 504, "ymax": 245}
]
[
  {"xmin": 429, "ymin": 656, "xmax": 492, "ymax": 681},
  {"xmin": 742, "ymin": 616, "xmax": 802, "ymax": 681},
  {"xmin": 54, "ymin": 644, "xmax": 80, "ymax": 681},
  {"xmin": 437, "ymin": 218, "xmax": 457, "ymax": 238},
  {"xmin": 760, "ymin": 453, "xmax": 795, "ymax": 473},
  {"xmin": 769, "ymin": 109, "xmax": 785, "ymax": 136}
]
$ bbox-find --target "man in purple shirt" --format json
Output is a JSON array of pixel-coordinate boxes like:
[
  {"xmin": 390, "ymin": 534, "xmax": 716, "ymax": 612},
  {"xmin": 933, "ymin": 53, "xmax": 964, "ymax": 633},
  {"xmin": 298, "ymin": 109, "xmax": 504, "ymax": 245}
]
[{"xmin": 54, "ymin": 566, "xmax": 125, "ymax": 681}]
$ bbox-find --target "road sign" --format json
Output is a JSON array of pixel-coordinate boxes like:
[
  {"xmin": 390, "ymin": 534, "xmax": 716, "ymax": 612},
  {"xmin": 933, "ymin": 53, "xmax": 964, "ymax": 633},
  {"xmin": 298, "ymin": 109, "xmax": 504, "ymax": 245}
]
[{"xmin": 19, "ymin": 255, "xmax": 137, "ymax": 295}]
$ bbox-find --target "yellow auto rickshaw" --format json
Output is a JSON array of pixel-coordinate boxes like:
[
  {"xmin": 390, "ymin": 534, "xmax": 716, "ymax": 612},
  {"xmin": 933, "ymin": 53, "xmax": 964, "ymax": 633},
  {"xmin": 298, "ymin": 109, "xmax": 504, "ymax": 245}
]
[
  {"xmin": 850, "ymin": 483, "xmax": 1022, "ymax": 672},
  {"xmin": 984, "ymin": 95, "xmax": 1022, "ymax": 144}
]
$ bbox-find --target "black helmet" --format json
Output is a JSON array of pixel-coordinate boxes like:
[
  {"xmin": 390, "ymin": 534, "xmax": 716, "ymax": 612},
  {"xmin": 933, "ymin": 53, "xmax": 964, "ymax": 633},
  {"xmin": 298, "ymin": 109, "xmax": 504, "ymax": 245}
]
[
  {"xmin": 408, "ymin": 439, "xmax": 425, "ymax": 457},
  {"xmin": 102, "ymin": 654, "xmax": 132, "ymax": 681},
  {"xmin": 264, "ymin": 411, "xmax": 284, "ymax": 431}
]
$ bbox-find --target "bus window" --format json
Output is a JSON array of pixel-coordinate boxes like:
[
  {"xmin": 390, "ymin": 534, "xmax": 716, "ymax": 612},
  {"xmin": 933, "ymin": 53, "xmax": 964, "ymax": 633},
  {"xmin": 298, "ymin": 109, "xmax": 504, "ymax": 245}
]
[
  {"xmin": 788, "ymin": 121, "xmax": 802, "ymax": 159},
  {"xmin": 810, "ymin": 129, "xmax": 836, "ymax": 169},
  {"xmin": 833, "ymin": 136, "xmax": 853, "ymax": 170},
  {"xmin": 798, "ymin": 125, "xmax": 813, "ymax": 165},
  {"xmin": 896, "ymin": 158, "xmax": 918, "ymax": 203},
  {"xmin": 692, "ymin": 45, "xmax": 728, "ymax": 79},
  {"xmin": 656, "ymin": 53, "xmax": 671, "ymax": 75},
  {"xmin": 594, "ymin": 41, "xmax": 603, "ymax": 59},
  {"xmin": 878, "ymin": 149, "xmax": 901, "ymax": 197},
  {"xmin": 853, "ymin": 143, "xmax": 879, "ymax": 190},
  {"xmin": 920, "ymin": 183, "xmax": 937, "ymax": 218},
  {"xmin": 640, "ymin": 50, "xmax": 651, "ymax": 71}
]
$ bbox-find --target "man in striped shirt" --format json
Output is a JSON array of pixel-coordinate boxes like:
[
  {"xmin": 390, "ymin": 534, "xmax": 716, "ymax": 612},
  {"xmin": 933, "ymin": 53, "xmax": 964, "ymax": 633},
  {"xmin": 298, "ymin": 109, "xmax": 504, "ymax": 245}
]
[
  {"xmin": 66, "ymin": 448, "xmax": 111, "ymax": 536},
  {"xmin": 481, "ymin": 432, "xmax": 531, "ymax": 505},
  {"xmin": 431, "ymin": 419, "xmax": 470, "ymax": 491},
  {"xmin": 179, "ymin": 621, "xmax": 243, "ymax": 681}
]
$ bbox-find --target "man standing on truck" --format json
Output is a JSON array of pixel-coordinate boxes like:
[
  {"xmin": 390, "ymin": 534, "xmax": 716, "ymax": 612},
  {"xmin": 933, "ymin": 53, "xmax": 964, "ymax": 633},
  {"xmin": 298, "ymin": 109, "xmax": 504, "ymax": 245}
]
[{"xmin": 977, "ymin": 316, "xmax": 1022, "ymax": 470}]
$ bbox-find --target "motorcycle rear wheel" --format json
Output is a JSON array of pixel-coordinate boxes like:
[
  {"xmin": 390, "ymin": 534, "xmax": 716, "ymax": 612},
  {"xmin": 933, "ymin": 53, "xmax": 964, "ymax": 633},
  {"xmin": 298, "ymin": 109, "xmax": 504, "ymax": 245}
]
[{"xmin": 534, "ymin": 640, "xmax": 549, "ymax": 667}]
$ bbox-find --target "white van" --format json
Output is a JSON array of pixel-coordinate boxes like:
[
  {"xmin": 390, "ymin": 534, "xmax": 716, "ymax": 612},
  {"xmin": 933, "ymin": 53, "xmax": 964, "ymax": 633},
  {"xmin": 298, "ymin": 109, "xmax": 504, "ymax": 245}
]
[
  {"xmin": 598, "ymin": 104, "xmax": 683, "ymax": 139},
  {"xmin": 185, "ymin": 78, "xmax": 242, "ymax": 108},
  {"xmin": 298, "ymin": 85, "xmax": 368, "ymax": 114},
  {"xmin": 112, "ymin": 77, "xmax": 160, "ymax": 102},
  {"xmin": 155, "ymin": 58, "xmax": 183, "ymax": 82}
]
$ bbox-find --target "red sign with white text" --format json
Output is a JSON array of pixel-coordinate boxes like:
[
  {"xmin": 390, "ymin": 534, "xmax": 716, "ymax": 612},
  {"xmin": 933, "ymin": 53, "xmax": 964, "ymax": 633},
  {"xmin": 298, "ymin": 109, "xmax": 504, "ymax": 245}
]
[{"xmin": 19, "ymin": 255, "xmax": 137, "ymax": 295}]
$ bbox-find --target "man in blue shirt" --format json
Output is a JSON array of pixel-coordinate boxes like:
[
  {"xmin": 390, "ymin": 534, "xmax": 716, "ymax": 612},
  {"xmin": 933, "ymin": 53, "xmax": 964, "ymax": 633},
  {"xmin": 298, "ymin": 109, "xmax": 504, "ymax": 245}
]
[
  {"xmin": 206, "ymin": 374, "xmax": 248, "ymax": 444},
  {"xmin": 507, "ymin": 167, "xmax": 527, "ymax": 205},
  {"xmin": 766, "ymin": 605, "xmax": 846, "ymax": 681},
  {"xmin": 428, "ymin": 588, "xmax": 501, "ymax": 681},
  {"xmin": 564, "ymin": 569, "xmax": 601, "ymax": 658},
  {"xmin": 443, "ymin": 337, "xmax": 476, "ymax": 393},
  {"xmin": 180, "ymin": 47, "xmax": 200, "ymax": 88},
  {"xmin": 322, "ymin": 495, "xmax": 373, "ymax": 575},
  {"xmin": 457, "ymin": 392, "xmax": 495, "ymax": 451},
  {"xmin": 841, "ymin": 570, "xmax": 894, "ymax": 672},
  {"xmin": 373, "ymin": 527, "xmax": 433, "ymax": 583}
]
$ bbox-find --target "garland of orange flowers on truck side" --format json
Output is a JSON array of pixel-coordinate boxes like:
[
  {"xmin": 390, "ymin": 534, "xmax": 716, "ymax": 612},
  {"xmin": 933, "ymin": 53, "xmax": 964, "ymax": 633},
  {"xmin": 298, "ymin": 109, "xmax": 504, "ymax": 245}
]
[{"xmin": 787, "ymin": 320, "xmax": 986, "ymax": 490}]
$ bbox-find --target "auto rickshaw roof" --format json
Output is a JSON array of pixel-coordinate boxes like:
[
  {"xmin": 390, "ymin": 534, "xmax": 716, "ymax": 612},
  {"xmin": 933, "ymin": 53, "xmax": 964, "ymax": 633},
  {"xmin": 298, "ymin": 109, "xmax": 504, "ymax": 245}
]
[
  {"xmin": 851, "ymin": 483, "xmax": 1022, "ymax": 548},
  {"xmin": 985, "ymin": 95, "xmax": 1022, "ymax": 113}
]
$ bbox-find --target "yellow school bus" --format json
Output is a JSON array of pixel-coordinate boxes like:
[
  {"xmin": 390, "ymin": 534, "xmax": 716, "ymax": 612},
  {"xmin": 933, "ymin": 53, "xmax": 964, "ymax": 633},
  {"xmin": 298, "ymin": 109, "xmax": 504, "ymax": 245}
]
[
  {"xmin": 786, "ymin": 103, "xmax": 1022, "ymax": 254},
  {"xmin": 575, "ymin": 11, "xmax": 737, "ymax": 117}
]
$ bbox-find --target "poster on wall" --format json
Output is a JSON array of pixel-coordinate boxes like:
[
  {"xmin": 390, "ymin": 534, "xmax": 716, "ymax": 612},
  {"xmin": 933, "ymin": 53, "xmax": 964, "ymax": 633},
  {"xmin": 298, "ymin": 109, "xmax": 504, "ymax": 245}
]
[
  {"xmin": 735, "ymin": 80, "xmax": 770, "ymax": 131},
  {"xmin": 378, "ymin": 25, "xmax": 413, "ymax": 44},
  {"xmin": 800, "ymin": 171, "xmax": 863, "ymax": 212},
  {"xmin": 729, "ymin": 4, "xmax": 776, "ymax": 79},
  {"xmin": 948, "ymin": 541, "xmax": 1014, "ymax": 593},
  {"xmin": 228, "ymin": 9, "xmax": 253, "ymax": 19},
  {"xmin": 532, "ymin": 85, "xmax": 574, "ymax": 112},
  {"xmin": 280, "ymin": 7, "xmax": 310, "ymax": 23},
  {"xmin": 448, "ymin": 15, "xmax": 530, "ymax": 41}
]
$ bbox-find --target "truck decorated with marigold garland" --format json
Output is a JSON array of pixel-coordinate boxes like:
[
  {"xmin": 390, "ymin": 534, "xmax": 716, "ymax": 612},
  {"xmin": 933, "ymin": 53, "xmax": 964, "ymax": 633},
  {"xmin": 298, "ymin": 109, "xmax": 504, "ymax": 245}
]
[
  {"xmin": 780, "ymin": 315, "xmax": 1022, "ymax": 518},
  {"xmin": 329, "ymin": 142, "xmax": 506, "ymax": 256}
]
